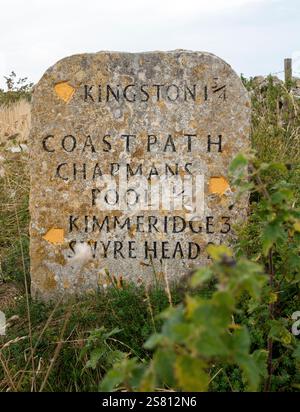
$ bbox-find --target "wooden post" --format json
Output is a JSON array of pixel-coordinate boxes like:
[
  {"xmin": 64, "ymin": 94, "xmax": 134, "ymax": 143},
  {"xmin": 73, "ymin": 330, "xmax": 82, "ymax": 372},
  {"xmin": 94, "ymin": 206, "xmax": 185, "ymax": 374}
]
[{"xmin": 284, "ymin": 58, "xmax": 292, "ymax": 87}]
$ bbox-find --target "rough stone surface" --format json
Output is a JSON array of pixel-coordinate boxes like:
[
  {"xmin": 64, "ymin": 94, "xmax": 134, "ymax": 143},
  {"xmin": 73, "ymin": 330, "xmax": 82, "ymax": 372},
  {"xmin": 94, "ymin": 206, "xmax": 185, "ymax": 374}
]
[{"xmin": 30, "ymin": 50, "xmax": 250, "ymax": 300}]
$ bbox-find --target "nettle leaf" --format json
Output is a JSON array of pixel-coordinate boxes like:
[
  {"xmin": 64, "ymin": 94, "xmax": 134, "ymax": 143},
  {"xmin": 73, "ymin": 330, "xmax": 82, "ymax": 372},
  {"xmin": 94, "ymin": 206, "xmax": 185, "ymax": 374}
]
[
  {"xmin": 129, "ymin": 363, "xmax": 148, "ymax": 390},
  {"xmin": 259, "ymin": 162, "xmax": 271, "ymax": 171},
  {"xmin": 139, "ymin": 366, "xmax": 156, "ymax": 392},
  {"xmin": 268, "ymin": 162, "xmax": 288, "ymax": 173},
  {"xmin": 100, "ymin": 364, "xmax": 126, "ymax": 392},
  {"xmin": 230, "ymin": 331, "xmax": 266, "ymax": 391},
  {"xmin": 86, "ymin": 326, "xmax": 121, "ymax": 347},
  {"xmin": 269, "ymin": 320, "xmax": 292, "ymax": 345},
  {"xmin": 268, "ymin": 292, "xmax": 278, "ymax": 304},
  {"xmin": 159, "ymin": 306, "xmax": 190, "ymax": 343},
  {"xmin": 232, "ymin": 327, "xmax": 251, "ymax": 354},
  {"xmin": 171, "ymin": 323, "xmax": 195, "ymax": 343},
  {"xmin": 86, "ymin": 348, "xmax": 126, "ymax": 370},
  {"xmin": 194, "ymin": 329, "xmax": 231, "ymax": 358},
  {"xmin": 86, "ymin": 347, "xmax": 105, "ymax": 369},
  {"xmin": 262, "ymin": 221, "xmax": 286, "ymax": 256},
  {"xmin": 237, "ymin": 181, "xmax": 255, "ymax": 193},
  {"xmin": 144, "ymin": 333, "xmax": 165, "ymax": 350},
  {"xmin": 252, "ymin": 349, "xmax": 268, "ymax": 379},
  {"xmin": 102, "ymin": 327, "xmax": 122, "ymax": 339},
  {"xmin": 211, "ymin": 291, "xmax": 235, "ymax": 317},
  {"xmin": 286, "ymin": 252, "xmax": 300, "ymax": 272},
  {"xmin": 237, "ymin": 275, "xmax": 266, "ymax": 299},
  {"xmin": 105, "ymin": 350, "xmax": 127, "ymax": 367},
  {"xmin": 99, "ymin": 358, "xmax": 145, "ymax": 392},
  {"xmin": 292, "ymin": 343, "xmax": 300, "ymax": 360},
  {"xmin": 229, "ymin": 153, "xmax": 248, "ymax": 173},
  {"xmin": 237, "ymin": 354, "xmax": 263, "ymax": 392},
  {"xmin": 206, "ymin": 244, "xmax": 233, "ymax": 262},
  {"xmin": 271, "ymin": 189, "xmax": 293, "ymax": 205},
  {"xmin": 153, "ymin": 349, "xmax": 177, "ymax": 388},
  {"xmin": 231, "ymin": 264, "xmax": 266, "ymax": 299},
  {"xmin": 185, "ymin": 295, "xmax": 200, "ymax": 317},
  {"xmin": 192, "ymin": 295, "xmax": 233, "ymax": 329},
  {"xmin": 174, "ymin": 355, "xmax": 209, "ymax": 392},
  {"xmin": 190, "ymin": 267, "xmax": 214, "ymax": 288},
  {"xmin": 293, "ymin": 220, "xmax": 300, "ymax": 232}
]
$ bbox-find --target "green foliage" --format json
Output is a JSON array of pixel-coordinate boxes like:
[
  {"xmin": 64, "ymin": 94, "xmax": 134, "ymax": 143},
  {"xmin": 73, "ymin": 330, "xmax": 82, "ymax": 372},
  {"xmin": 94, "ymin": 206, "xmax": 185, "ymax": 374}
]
[
  {"xmin": 230, "ymin": 155, "xmax": 300, "ymax": 391},
  {"xmin": 81, "ymin": 327, "xmax": 125, "ymax": 370},
  {"xmin": 97, "ymin": 245, "xmax": 267, "ymax": 392},
  {"xmin": 0, "ymin": 282, "xmax": 184, "ymax": 391},
  {"xmin": 243, "ymin": 75, "xmax": 300, "ymax": 164},
  {"xmin": 0, "ymin": 153, "xmax": 30, "ymax": 286},
  {"xmin": 96, "ymin": 154, "xmax": 300, "ymax": 392},
  {"xmin": 0, "ymin": 72, "xmax": 33, "ymax": 106},
  {"xmin": 1, "ymin": 73, "xmax": 300, "ymax": 392}
]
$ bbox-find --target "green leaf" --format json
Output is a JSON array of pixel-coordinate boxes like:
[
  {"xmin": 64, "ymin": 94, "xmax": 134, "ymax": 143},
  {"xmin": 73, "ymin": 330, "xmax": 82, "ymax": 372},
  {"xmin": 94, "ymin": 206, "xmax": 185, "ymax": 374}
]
[
  {"xmin": 229, "ymin": 153, "xmax": 248, "ymax": 173},
  {"xmin": 99, "ymin": 358, "xmax": 144, "ymax": 392},
  {"xmin": 252, "ymin": 349, "xmax": 268, "ymax": 379},
  {"xmin": 206, "ymin": 244, "xmax": 233, "ymax": 262},
  {"xmin": 230, "ymin": 330, "xmax": 266, "ymax": 391},
  {"xmin": 102, "ymin": 327, "xmax": 122, "ymax": 340},
  {"xmin": 144, "ymin": 333, "xmax": 165, "ymax": 349},
  {"xmin": 153, "ymin": 349, "xmax": 177, "ymax": 387},
  {"xmin": 236, "ymin": 353, "xmax": 262, "ymax": 392},
  {"xmin": 86, "ymin": 347, "xmax": 105, "ymax": 369},
  {"xmin": 190, "ymin": 267, "xmax": 213, "ymax": 288},
  {"xmin": 269, "ymin": 320, "xmax": 292, "ymax": 345},
  {"xmin": 105, "ymin": 350, "xmax": 127, "ymax": 367},
  {"xmin": 231, "ymin": 260, "xmax": 265, "ymax": 299},
  {"xmin": 139, "ymin": 366, "xmax": 156, "ymax": 392},
  {"xmin": 194, "ymin": 330, "xmax": 230, "ymax": 358},
  {"xmin": 292, "ymin": 343, "xmax": 300, "ymax": 360},
  {"xmin": 174, "ymin": 355, "xmax": 209, "ymax": 392},
  {"xmin": 293, "ymin": 220, "xmax": 300, "ymax": 232},
  {"xmin": 232, "ymin": 327, "xmax": 251, "ymax": 354},
  {"xmin": 99, "ymin": 366, "xmax": 125, "ymax": 392},
  {"xmin": 262, "ymin": 221, "xmax": 286, "ymax": 256},
  {"xmin": 159, "ymin": 306, "xmax": 190, "ymax": 344}
]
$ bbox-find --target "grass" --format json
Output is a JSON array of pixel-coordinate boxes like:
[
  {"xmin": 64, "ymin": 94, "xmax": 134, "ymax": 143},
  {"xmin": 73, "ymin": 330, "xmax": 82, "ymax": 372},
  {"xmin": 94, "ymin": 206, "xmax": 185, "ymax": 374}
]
[
  {"xmin": 0, "ymin": 280, "xmax": 203, "ymax": 391},
  {"xmin": 0, "ymin": 99, "xmax": 31, "ymax": 148},
  {"xmin": 246, "ymin": 76, "xmax": 300, "ymax": 164},
  {"xmin": 0, "ymin": 150, "xmax": 29, "ymax": 288},
  {"xmin": 0, "ymin": 75, "xmax": 300, "ymax": 391}
]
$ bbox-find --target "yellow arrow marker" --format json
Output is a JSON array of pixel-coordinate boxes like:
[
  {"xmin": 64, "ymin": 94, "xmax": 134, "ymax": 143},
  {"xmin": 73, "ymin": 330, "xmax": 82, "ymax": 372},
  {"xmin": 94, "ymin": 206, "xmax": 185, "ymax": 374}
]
[
  {"xmin": 43, "ymin": 228, "xmax": 64, "ymax": 245},
  {"xmin": 54, "ymin": 82, "xmax": 75, "ymax": 103},
  {"xmin": 209, "ymin": 176, "xmax": 230, "ymax": 195}
]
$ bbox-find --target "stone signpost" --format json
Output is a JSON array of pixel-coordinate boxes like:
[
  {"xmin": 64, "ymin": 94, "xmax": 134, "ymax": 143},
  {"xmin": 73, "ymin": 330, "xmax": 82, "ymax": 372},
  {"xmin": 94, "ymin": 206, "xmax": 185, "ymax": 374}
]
[{"xmin": 29, "ymin": 50, "xmax": 250, "ymax": 300}]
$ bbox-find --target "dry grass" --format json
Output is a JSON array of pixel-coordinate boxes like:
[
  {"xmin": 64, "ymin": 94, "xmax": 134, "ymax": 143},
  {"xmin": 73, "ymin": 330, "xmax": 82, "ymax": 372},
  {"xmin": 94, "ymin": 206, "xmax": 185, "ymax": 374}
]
[
  {"xmin": 0, "ymin": 283, "xmax": 20, "ymax": 309},
  {"xmin": 0, "ymin": 99, "xmax": 31, "ymax": 147},
  {"xmin": 0, "ymin": 78, "xmax": 299, "ymax": 392},
  {"xmin": 250, "ymin": 78, "xmax": 300, "ymax": 163},
  {"xmin": 0, "ymin": 151, "xmax": 30, "ymax": 286}
]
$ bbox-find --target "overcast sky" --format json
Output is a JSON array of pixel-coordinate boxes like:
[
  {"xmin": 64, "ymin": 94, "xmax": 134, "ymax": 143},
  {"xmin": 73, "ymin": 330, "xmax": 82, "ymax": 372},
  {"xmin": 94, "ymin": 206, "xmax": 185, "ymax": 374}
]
[{"xmin": 0, "ymin": 0, "xmax": 299, "ymax": 88}]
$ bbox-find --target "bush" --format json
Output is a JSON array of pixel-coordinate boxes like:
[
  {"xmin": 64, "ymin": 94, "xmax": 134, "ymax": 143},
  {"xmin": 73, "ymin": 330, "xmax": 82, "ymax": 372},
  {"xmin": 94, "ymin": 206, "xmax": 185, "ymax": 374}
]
[{"xmin": 0, "ymin": 72, "xmax": 33, "ymax": 106}]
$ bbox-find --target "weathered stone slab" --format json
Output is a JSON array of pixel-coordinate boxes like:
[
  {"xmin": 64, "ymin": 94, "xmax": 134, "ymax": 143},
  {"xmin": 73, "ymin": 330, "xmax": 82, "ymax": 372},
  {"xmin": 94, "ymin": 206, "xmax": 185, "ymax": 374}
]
[{"xmin": 29, "ymin": 50, "xmax": 250, "ymax": 300}]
